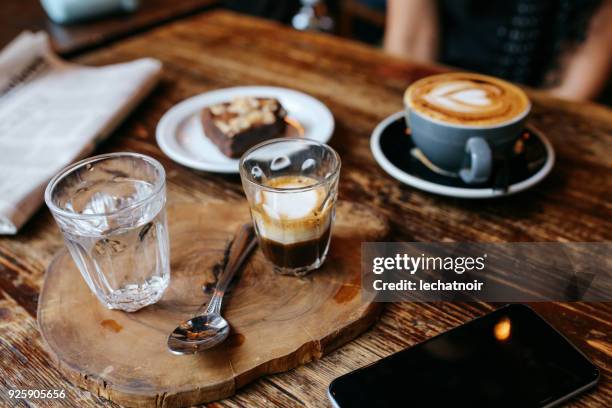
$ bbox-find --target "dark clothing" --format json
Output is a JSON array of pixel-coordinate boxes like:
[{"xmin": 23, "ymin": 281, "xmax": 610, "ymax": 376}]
[
  {"xmin": 439, "ymin": 0, "xmax": 601, "ymax": 87},
  {"xmin": 223, "ymin": 0, "xmax": 301, "ymax": 24}
]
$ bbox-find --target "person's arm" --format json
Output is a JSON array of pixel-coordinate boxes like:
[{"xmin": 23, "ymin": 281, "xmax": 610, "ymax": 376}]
[
  {"xmin": 383, "ymin": 0, "xmax": 439, "ymax": 62},
  {"xmin": 549, "ymin": 0, "xmax": 612, "ymax": 101}
]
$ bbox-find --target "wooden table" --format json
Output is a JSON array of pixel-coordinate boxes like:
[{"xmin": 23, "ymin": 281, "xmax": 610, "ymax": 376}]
[
  {"xmin": 0, "ymin": 0, "xmax": 217, "ymax": 55},
  {"xmin": 1, "ymin": 10, "xmax": 610, "ymax": 407}
]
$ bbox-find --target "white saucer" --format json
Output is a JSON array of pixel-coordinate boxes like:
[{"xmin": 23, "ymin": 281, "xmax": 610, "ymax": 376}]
[
  {"xmin": 370, "ymin": 111, "xmax": 555, "ymax": 199},
  {"xmin": 156, "ymin": 86, "xmax": 335, "ymax": 173}
]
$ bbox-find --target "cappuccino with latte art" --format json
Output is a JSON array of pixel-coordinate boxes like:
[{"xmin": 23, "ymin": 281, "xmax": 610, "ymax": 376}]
[
  {"xmin": 405, "ymin": 73, "xmax": 530, "ymax": 126},
  {"xmin": 403, "ymin": 73, "xmax": 531, "ymax": 184}
]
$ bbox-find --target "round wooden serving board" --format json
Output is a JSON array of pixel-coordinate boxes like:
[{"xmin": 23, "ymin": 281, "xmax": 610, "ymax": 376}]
[{"xmin": 37, "ymin": 201, "xmax": 388, "ymax": 407}]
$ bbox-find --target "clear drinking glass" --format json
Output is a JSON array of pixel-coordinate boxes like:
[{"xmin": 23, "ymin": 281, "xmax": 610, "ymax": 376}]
[
  {"xmin": 240, "ymin": 138, "xmax": 340, "ymax": 276},
  {"xmin": 45, "ymin": 152, "xmax": 170, "ymax": 312}
]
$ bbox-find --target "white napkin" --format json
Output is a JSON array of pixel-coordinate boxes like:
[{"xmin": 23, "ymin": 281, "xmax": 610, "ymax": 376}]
[{"xmin": 0, "ymin": 32, "xmax": 162, "ymax": 234}]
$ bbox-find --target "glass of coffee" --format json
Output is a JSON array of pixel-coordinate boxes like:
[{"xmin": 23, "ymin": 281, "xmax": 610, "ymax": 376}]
[
  {"xmin": 45, "ymin": 152, "xmax": 170, "ymax": 312},
  {"xmin": 239, "ymin": 138, "xmax": 340, "ymax": 276}
]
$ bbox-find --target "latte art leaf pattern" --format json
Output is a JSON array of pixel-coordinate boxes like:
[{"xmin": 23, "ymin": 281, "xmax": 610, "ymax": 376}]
[
  {"xmin": 424, "ymin": 82, "xmax": 499, "ymax": 111},
  {"xmin": 406, "ymin": 73, "xmax": 530, "ymax": 126}
]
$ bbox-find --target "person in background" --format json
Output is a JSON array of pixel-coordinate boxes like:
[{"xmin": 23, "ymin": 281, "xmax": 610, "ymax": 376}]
[{"xmin": 384, "ymin": 0, "xmax": 612, "ymax": 102}]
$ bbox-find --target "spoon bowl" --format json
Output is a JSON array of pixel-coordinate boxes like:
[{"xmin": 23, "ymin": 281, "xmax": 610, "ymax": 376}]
[{"xmin": 168, "ymin": 314, "xmax": 230, "ymax": 355}]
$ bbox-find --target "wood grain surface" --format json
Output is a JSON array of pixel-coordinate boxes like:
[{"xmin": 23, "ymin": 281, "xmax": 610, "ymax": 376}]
[
  {"xmin": 0, "ymin": 10, "xmax": 611, "ymax": 408},
  {"xmin": 0, "ymin": 0, "xmax": 217, "ymax": 55},
  {"xmin": 37, "ymin": 201, "xmax": 388, "ymax": 407}
]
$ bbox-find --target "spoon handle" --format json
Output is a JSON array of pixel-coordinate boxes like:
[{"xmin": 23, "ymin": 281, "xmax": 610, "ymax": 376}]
[{"xmin": 205, "ymin": 223, "xmax": 256, "ymax": 315}]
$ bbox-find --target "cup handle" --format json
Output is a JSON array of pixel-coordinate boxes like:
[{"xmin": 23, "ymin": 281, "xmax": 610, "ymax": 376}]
[{"xmin": 459, "ymin": 137, "xmax": 492, "ymax": 184}]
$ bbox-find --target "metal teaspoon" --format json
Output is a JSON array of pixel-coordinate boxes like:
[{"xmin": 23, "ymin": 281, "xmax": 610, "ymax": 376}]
[{"xmin": 167, "ymin": 223, "xmax": 256, "ymax": 355}]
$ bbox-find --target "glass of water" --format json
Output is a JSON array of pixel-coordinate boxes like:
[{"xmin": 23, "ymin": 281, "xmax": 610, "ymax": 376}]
[{"xmin": 45, "ymin": 152, "xmax": 170, "ymax": 312}]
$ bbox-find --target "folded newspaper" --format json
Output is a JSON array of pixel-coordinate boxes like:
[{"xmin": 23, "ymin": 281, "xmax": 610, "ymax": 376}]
[{"xmin": 0, "ymin": 32, "xmax": 162, "ymax": 234}]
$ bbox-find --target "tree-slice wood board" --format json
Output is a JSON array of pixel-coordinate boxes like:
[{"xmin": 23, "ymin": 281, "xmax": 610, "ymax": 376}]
[{"xmin": 37, "ymin": 200, "xmax": 388, "ymax": 407}]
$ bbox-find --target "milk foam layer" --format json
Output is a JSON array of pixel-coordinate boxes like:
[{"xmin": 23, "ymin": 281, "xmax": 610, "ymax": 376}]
[
  {"xmin": 406, "ymin": 73, "xmax": 529, "ymax": 126},
  {"xmin": 251, "ymin": 175, "xmax": 332, "ymax": 245}
]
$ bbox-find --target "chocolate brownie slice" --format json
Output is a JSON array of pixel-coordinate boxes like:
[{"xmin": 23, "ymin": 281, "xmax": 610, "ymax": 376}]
[{"xmin": 201, "ymin": 97, "xmax": 287, "ymax": 158}]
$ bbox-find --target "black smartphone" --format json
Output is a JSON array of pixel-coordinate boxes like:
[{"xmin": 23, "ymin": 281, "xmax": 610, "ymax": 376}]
[{"xmin": 328, "ymin": 304, "xmax": 599, "ymax": 408}]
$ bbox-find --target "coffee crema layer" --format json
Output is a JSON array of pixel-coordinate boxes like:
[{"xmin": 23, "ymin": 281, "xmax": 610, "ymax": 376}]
[
  {"xmin": 250, "ymin": 175, "xmax": 332, "ymax": 245},
  {"xmin": 405, "ymin": 73, "xmax": 530, "ymax": 126}
]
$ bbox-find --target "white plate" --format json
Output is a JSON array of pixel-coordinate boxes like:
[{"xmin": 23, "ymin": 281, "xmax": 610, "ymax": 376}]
[
  {"xmin": 370, "ymin": 111, "xmax": 555, "ymax": 199},
  {"xmin": 156, "ymin": 86, "xmax": 334, "ymax": 173}
]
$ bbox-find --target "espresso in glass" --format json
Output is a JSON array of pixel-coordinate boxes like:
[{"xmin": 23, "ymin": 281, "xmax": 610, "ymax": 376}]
[{"xmin": 240, "ymin": 139, "xmax": 340, "ymax": 276}]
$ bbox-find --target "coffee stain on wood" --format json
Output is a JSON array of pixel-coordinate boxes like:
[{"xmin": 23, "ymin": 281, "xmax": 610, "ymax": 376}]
[
  {"xmin": 100, "ymin": 320, "xmax": 123, "ymax": 333},
  {"xmin": 226, "ymin": 332, "xmax": 245, "ymax": 348}
]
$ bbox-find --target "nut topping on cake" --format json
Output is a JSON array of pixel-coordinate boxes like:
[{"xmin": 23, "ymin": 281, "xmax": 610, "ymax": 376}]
[{"xmin": 201, "ymin": 97, "xmax": 288, "ymax": 158}]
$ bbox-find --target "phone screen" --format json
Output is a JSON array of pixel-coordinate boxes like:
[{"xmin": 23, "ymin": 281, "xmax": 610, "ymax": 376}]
[{"xmin": 329, "ymin": 304, "xmax": 599, "ymax": 408}]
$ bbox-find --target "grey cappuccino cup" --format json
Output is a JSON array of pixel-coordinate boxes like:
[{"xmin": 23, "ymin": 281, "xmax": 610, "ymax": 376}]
[{"xmin": 404, "ymin": 104, "xmax": 530, "ymax": 184}]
